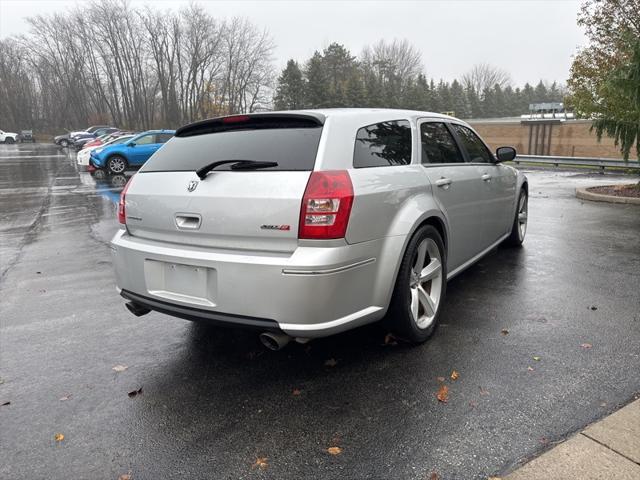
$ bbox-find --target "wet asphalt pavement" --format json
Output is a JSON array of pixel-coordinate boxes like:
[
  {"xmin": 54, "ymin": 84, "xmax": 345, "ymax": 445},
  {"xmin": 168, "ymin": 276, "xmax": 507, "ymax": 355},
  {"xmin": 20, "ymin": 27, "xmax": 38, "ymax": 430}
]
[{"xmin": 0, "ymin": 143, "xmax": 639, "ymax": 480}]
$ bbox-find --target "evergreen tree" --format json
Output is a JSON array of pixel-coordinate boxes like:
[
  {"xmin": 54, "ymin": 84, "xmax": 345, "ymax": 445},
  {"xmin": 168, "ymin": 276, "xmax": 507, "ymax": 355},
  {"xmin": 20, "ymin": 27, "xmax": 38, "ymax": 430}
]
[
  {"xmin": 437, "ymin": 80, "xmax": 452, "ymax": 113},
  {"xmin": 450, "ymin": 80, "xmax": 469, "ymax": 118},
  {"xmin": 274, "ymin": 60, "xmax": 306, "ymax": 110},
  {"xmin": 534, "ymin": 80, "xmax": 549, "ymax": 102},
  {"xmin": 305, "ymin": 52, "xmax": 329, "ymax": 108}
]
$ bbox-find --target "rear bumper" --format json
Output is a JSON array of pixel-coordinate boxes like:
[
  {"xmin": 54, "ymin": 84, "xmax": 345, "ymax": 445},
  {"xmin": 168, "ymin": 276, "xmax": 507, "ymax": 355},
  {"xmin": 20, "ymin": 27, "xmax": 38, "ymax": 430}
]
[
  {"xmin": 120, "ymin": 289, "xmax": 281, "ymax": 331},
  {"xmin": 111, "ymin": 230, "xmax": 405, "ymax": 337}
]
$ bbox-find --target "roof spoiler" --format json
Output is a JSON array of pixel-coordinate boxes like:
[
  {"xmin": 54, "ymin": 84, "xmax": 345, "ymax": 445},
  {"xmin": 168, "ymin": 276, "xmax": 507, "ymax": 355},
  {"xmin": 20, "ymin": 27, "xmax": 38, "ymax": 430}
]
[{"xmin": 175, "ymin": 113, "xmax": 325, "ymax": 138}]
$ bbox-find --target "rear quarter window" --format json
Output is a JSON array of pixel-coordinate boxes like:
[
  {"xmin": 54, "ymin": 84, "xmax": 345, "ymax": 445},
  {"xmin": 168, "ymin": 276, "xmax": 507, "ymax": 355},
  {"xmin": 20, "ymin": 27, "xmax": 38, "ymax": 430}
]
[
  {"xmin": 142, "ymin": 127, "xmax": 322, "ymax": 172},
  {"xmin": 353, "ymin": 120, "xmax": 412, "ymax": 168}
]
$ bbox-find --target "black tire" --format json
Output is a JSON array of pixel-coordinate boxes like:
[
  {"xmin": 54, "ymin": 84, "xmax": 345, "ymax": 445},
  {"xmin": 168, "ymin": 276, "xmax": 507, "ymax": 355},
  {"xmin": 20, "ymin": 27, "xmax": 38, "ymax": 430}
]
[
  {"xmin": 5, "ymin": 137, "xmax": 15, "ymax": 144},
  {"xmin": 505, "ymin": 188, "xmax": 528, "ymax": 247},
  {"xmin": 107, "ymin": 155, "xmax": 128, "ymax": 174},
  {"xmin": 60, "ymin": 139, "xmax": 69, "ymax": 148},
  {"xmin": 386, "ymin": 224, "xmax": 447, "ymax": 344}
]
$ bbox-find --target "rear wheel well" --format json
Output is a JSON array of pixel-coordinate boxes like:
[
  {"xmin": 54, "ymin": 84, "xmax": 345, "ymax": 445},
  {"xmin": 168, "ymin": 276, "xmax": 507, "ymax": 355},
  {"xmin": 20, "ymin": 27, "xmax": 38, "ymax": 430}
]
[
  {"xmin": 521, "ymin": 181, "xmax": 528, "ymax": 195},
  {"xmin": 419, "ymin": 217, "xmax": 447, "ymax": 257}
]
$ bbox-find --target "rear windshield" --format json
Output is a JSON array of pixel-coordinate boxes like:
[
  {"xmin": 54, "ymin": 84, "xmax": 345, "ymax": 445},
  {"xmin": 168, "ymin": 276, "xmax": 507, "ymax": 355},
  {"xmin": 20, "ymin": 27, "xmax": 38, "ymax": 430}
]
[{"xmin": 141, "ymin": 127, "xmax": 323, "ymax": 172}]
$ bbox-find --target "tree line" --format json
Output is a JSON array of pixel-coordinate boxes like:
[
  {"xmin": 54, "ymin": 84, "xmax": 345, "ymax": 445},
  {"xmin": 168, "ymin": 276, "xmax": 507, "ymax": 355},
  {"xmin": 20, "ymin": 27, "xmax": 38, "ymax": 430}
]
[
  {"xmin": 0, "ymin": 1, "xmax": 567, "ymax": 134},
  {"xmin": 0, "ymin": 0, "xmax": 274, "ymax": 133},
  {"xmin": 275, "ymin": 40, "xmax": 565, "ymax": 118}
]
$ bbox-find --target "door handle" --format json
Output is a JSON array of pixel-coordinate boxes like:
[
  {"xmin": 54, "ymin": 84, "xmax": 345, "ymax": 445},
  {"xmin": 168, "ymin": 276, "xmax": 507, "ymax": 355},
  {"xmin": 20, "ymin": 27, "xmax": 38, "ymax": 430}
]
[
  {"xmin": 481, "ymin": 174, "xmax": 492, "ymax": 182},
  {"xmin": 435, "ymin": 177, "xmax": 452, "ymax": 188}
]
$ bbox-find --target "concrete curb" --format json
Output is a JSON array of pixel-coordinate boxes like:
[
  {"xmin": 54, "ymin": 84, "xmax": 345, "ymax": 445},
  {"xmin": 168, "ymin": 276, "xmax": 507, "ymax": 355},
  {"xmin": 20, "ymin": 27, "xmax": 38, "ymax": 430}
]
[
  {"xmin": 505, "ymin": 398, "xmax": 640, "ymax": 479},
  {"xmin": 576, "ymin": 186, "xmax": 640, "ymax": 205}
]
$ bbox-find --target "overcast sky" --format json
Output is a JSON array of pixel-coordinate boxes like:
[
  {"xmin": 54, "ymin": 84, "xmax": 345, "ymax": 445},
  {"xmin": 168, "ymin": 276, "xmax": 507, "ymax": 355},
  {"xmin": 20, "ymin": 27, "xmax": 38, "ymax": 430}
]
[{"xmin": 0, "ymin": 0, "xmax": 586, "ymax": 86}]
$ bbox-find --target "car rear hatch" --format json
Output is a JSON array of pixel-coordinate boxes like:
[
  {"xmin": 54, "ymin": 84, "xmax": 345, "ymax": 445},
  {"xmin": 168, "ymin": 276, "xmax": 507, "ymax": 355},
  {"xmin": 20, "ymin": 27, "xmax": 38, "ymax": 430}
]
[{"xmin": 123, "ymin": 114, "xmax": 325, "ymax": 253}]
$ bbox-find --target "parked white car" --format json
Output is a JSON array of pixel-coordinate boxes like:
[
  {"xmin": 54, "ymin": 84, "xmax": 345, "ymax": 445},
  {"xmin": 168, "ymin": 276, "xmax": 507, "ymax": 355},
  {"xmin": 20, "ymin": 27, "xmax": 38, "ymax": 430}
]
[
  {"xmin": 77, "ymin": 134, "xmax": 134, "ymax": 166},
  {"xmin": 0, "ymin": 129, "xmax": 19, "ymax": 144},
  {"xmin": 112, "ymin": 109, "xmax": 528, "ymax": 350}
]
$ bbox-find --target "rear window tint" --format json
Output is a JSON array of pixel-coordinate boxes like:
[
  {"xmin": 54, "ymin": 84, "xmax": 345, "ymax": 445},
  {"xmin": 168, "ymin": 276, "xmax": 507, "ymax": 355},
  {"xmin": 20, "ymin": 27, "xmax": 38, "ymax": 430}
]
[
  {"xmin": 142, "ymin": 127, "xmax": 322, "ymax": 172},
  {"xmin": 353, "ymin": 120, "xmax": 412, "ymax": 168}
]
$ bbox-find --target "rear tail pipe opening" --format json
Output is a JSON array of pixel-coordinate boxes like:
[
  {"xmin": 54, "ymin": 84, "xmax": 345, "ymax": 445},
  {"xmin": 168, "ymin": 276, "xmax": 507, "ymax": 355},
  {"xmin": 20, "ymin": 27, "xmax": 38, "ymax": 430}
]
[
  {"xmin": 125, "ymin": 301, "xmax": 151, "ymax": 317},
  {"xmin": 259, "ymin": 332, "xmax": 291, "ymax": 351}
]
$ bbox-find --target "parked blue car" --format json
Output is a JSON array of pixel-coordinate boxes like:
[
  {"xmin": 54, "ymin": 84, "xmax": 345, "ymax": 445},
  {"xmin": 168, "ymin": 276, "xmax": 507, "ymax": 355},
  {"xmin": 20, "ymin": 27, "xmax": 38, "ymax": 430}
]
[{"xmin": 90, "ymin": 129, "xmax": 175, "ymax": 173}]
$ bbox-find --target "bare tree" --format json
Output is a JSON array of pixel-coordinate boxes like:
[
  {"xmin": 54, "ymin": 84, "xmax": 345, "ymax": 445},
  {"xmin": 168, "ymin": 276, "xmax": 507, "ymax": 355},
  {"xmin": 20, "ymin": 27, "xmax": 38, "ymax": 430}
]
[
  {"xmin": 361, "ymin": 39, "xmax": 423, "ymax": 85},
  {"xmin": 0, "ymin": 0, "xmax": 276, "ymax": 132},
  {"xmin": 461, "ymin": 63, "xmax": 512, "ymax": 96}
]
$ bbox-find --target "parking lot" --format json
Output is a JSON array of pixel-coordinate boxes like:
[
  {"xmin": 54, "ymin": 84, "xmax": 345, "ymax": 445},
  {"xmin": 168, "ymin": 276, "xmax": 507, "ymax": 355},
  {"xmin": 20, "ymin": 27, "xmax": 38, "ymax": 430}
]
[{"xmin": 1, "ymin": 143, "xmax": 639, "ymax": 479}]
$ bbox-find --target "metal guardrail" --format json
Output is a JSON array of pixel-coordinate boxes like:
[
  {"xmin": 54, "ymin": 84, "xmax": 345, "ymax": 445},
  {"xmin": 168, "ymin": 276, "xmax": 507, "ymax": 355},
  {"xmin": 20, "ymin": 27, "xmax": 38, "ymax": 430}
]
[{"xmin": 511, "ymin": 155, "xmax": 640, "ymax": 172}]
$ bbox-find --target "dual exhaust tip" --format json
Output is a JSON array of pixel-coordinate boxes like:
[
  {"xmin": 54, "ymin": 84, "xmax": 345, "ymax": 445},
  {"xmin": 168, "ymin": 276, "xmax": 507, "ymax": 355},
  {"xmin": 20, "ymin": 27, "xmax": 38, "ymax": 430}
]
[{"xmin": 125, "ymin": 301, "xmax": 297, "ymax": 351}]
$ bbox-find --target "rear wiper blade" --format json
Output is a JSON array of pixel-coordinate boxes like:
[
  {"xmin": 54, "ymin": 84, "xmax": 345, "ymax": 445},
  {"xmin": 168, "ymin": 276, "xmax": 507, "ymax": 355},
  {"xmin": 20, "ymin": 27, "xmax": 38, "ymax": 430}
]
[{"xmin": 196, "ymin": 160, "xmax": 278, "ymax": 179}]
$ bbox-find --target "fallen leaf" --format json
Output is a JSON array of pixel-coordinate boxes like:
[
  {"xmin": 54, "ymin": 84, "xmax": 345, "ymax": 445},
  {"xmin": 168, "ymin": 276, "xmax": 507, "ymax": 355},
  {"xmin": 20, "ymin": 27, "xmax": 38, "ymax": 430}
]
[
  {"xmin": 1, "ymin": 401, "xmax": 10, "ymax": 406},
  {"xmin": 324, "ymin": 358, "xmax": 338, "ymax": 367},
  {"xmin": 533, "ymin": 356, "xmax": 541, "ymax": 361},
  {"xmin": 429, "ymin": 473, "xmax": 440, "ymax": 480},
  {"xmin": 580, "ymin": 343, "xmax": 593, "ymax": 349},
  {"xmin": 112, "ymin": 365, "xmax": 128, "ymax": 372},
  {"xmin": 436, "ymin": 376, "xmax": 445, "ymax": 383},
  {"xmin": 436, "ymin": 385, "xmax": 449, "ymax": 403},
  {"xmin": 127, "ymin": 387, "xmax": 143, "ymax": 398},
  {"xmin": 589, "ymin": 305, "xmax": 598, "ymax": 311},
  {"xmin": 54, "ymin": 433, "xmax": 64, "ymax": 442},
  {"xmin": 327, "ymin": 446, "xmax": 342, "ymax": 455},
  {"xmin": 246, "ymin": 351, "xmax": 264, "ymax": 360},
  {"xmin": 479, "ymin": 386, "xmax": 490, "ymax": 396},
  {"xmin": 600, "ymin": 402, "xmax": 607, "ymax": 407},
  {"xmin": 488, "ymin": 477, "xmax": 502, "ymax": 480},
  {"xmin": 0, "ymin": 378, "xmax": 4, "ymax": 384},
  {"xmin": 450, "ymin": 370, "xmax": 460, "ymax": 381},
  {"xmin": 500, "ymin": 329, "xmax": 509, "ymax": 336},
  {"xmin": 383, "ymin": 333, "xmax": 398, "ymax": 346},
  {"xmin": 59, "ymin": 394, "xmax": 72, "ymax": 401},
  {"xmin": 292, "ymin": 389, "xmax": 302, "ymax": 396},
  {"xmin": 527, "ymin": 366, "xmax": 535, "ymax": 372},
  {"xmin": 252, "ymin": 457, "xmax": 268, "ymax": 470},
  {"xmin": 469, "ymin": 401, "xmax": 478, "ymax": 408},
  {"xmin": 118, "ymin": 474, "xmax": 132, "ymax": 480},
  {"xmin": 36, "ymin": 271, "xmax": 41, "ymax": 274}
]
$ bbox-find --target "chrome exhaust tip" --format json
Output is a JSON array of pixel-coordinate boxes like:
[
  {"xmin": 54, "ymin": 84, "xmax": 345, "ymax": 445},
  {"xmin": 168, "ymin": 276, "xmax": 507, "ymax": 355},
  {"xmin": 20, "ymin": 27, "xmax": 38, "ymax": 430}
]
[
  {"xmin": 125, "ymin": 301, "xmax": 151, "ymax": 317},
  {"xmin": 259, "ymin": 332, "xmax": 291, "ymax": 351}
]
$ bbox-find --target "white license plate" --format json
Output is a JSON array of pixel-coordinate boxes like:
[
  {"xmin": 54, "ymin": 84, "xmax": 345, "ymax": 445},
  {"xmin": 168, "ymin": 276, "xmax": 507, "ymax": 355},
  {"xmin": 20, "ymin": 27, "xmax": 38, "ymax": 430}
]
[{"xmin": 144, "ymin": 260, "xmax": 217, "ymax": 307}]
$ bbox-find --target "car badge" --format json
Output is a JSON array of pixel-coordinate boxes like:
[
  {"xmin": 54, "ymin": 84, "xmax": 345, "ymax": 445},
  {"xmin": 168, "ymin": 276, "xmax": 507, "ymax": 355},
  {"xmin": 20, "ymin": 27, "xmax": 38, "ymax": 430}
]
[{"xmin": 187, "ymin": 180, "xmax": 199, "ymax": 192}]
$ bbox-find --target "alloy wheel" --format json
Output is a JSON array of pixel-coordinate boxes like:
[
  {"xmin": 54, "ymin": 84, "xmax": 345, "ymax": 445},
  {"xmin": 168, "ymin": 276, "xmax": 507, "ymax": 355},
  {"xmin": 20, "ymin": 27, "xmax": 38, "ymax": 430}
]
[
  {"xmin": 518, "ymin": 192, "xmax": 528, "ymax": 241},
  {"xmin": 109, "ymin": 157, "xmax": 126, "ymax": 173},
  {"xmin": 409, "ymin": 238, "xmax": 443, "ymax": 329}
]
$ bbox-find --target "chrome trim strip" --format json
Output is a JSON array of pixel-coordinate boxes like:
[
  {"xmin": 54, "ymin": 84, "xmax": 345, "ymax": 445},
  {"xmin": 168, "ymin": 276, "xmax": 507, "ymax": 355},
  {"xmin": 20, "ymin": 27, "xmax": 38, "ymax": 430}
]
[
  {"xmin": 447, "ymin": 233, "xmax": 509, "ymax": 280},
  {"xmin": 279, "ymin": 306, "xmax": 384, "ymax": 332},
  {"xmin": 281, "ymin": 258, "xmax": 376, "ymax": 276}
]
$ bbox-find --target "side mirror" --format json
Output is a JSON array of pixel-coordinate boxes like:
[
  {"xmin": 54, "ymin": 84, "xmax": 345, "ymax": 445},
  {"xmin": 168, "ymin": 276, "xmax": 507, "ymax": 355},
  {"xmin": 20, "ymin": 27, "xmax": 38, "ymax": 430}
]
[
  {"xmin": 128, "ymin": 142, "xmax": 136, "ymax": 147},
  {"xmin": 496, "ymin": 146, "xmax": 516, "ymax": 162}
]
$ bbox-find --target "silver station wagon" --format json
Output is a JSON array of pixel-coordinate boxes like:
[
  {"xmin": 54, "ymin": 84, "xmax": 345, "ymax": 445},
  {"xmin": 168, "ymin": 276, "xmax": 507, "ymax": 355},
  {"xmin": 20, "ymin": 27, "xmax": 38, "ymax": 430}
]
[{"xmin": 111, "ymin": 109, "xmax": 528, "ymax": 350}]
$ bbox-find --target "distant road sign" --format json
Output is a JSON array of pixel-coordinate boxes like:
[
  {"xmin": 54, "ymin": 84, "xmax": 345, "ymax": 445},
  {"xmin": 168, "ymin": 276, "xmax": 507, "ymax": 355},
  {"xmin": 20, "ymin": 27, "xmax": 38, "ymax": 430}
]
[{"xmin": 529, "ymin": 102, "xmax": 563, "ymax": 111}]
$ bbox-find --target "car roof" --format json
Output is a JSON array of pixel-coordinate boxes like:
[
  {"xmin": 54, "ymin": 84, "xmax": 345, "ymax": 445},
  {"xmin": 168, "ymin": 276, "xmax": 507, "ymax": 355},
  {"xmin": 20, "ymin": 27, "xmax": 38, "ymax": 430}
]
[
  {"xmin": 137, "ymin": 129, "xmax": 176, "ymax": 134},
  {"xmin": 292, "ymin": 108, "xmax": 457, "ymax": 122}
]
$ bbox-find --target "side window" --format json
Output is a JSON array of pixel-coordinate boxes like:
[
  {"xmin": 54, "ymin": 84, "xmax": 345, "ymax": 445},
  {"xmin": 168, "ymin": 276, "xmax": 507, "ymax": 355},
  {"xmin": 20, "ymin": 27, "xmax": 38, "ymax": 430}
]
[
  {"xmin": 135, "ymin": 134, "xmax": 155, "ymax": 145},
  {"xmin": 450, "ymin": 124, "xmax": 494, "ymax": 163},
  {"xmin": 420, "ymin": 122, "xmax": 464, "ymax": 164},
  {"xmin": 157, "ymin": 133, "xmax": 174, "ymax": 144},
  {"xmin": 353, "ymin": 120, "xmax": 412, "ymax": 168}
]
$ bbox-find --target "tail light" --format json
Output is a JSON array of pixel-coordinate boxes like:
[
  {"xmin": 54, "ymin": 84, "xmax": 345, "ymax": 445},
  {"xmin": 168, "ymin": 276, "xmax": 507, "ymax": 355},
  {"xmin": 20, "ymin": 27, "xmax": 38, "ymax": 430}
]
[
  {"xmin": 118, "ymin": 177, "xmax": 133, "ymax": 224},
  {"xmin": 299, "ymin": 170, "xmax": 354, "ymax": 239}
]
